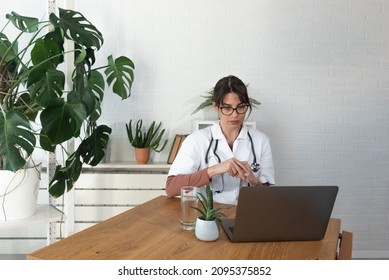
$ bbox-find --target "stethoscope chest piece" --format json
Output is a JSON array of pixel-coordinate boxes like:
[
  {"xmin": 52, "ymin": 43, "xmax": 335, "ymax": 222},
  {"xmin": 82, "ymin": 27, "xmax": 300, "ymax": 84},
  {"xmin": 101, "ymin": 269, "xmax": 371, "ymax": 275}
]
[{"xmin": 251, "ymin": 162, "xmax": 260, "ymax": 173}]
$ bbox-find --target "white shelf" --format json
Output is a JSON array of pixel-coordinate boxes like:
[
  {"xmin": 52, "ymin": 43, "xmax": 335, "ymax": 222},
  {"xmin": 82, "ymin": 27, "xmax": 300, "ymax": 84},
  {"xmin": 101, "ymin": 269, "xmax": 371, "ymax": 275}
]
[
  {"xmin": 0, "ymin": 205, "xmax": 64, "ymax": 232},
  {"xmin": 83, "ymin": 161, "xmax": 171, "ymax": 172}
]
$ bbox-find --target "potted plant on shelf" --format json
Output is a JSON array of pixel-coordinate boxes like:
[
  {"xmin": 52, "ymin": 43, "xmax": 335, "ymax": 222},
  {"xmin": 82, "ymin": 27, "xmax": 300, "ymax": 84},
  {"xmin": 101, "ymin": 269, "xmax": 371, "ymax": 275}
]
[
  {"xmin": 191, "ymin": 86, "xmax": 261, "ymax": 115},
  {"xmin": 192, "ymin": 184, "xmax": 226, "ymax": 241},
  {"xmin": 0, "ymin": 9, "xmax": 134, "ymax": 220},
  {"xmin": 125, "ymin": 119, "xmax": 168, "ymax": 164}
]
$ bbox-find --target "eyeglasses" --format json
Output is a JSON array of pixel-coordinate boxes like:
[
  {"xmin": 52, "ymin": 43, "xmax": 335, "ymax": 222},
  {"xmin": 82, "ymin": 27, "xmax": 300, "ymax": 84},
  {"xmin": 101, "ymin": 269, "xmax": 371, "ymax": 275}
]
[{"xmin": 219, "ymin": 104, "xmax": 249, "ymax": 116}]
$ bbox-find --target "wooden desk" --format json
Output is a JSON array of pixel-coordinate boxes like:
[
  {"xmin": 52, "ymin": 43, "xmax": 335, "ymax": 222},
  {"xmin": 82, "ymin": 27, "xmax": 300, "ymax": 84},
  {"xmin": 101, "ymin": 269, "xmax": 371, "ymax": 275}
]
[{"xmin": 27, "ymin": 196, "xmax": 341, "ymax": 260}]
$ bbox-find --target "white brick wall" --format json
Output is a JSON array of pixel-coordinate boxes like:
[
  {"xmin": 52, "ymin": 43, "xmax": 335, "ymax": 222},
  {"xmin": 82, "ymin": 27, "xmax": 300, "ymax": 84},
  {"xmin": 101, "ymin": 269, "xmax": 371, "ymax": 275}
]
[{"xmin": 2, "ymin": 0, "xmax": 389, "ymax": 259}]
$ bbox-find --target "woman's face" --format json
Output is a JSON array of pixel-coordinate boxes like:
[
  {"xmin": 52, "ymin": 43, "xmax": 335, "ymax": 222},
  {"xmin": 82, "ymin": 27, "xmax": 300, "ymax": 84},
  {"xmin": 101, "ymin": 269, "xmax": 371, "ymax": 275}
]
[{"xmin": 214, "ymin": 92, "xmax": 248, "ymax": 130}]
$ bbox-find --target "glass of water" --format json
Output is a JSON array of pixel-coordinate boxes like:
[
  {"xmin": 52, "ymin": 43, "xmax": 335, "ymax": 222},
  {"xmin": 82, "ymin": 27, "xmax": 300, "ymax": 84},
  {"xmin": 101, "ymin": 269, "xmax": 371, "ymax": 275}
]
[{"xmin": 180, "ymin": 186, "xmax": 198, "ymax": 230}]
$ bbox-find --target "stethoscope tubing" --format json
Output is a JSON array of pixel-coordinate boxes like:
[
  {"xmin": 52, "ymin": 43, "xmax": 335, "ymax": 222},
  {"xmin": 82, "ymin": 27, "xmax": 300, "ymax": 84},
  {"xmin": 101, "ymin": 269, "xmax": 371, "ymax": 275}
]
[{"xmin": 205, "ymin": 131, "xmax": 259, "ymax": 172}]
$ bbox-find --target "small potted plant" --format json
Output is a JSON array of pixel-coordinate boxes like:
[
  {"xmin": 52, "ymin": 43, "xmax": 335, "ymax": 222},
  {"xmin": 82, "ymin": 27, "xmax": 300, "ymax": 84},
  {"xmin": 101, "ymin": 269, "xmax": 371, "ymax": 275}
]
[
  {"xmin": 192, "ymin": 184, "xmax": 226, "ymax": 241},
  {"xmin": 191, "ymin": 86, "xmax": 261, "ymax": 115},
  {"xmin": 125, "ymin": 119, "xmax": 168, "ymax": 164}
]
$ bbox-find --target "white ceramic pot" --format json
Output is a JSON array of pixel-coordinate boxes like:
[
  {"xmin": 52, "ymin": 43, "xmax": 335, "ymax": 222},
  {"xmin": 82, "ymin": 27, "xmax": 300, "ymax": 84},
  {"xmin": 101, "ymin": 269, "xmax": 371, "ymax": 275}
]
[
  {"xmin": 195, "ymin": 217, "xmax": 220, "ymax": 241},
  {"xmin": 0, "ymin": 166, "xmax": 41, "ymax": 221}
]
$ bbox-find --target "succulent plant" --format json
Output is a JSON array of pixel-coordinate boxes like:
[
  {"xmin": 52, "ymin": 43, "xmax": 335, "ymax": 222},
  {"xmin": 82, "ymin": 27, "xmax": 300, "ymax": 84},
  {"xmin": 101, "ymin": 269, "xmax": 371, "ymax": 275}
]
[
  {"xmin": 125, "ymin": 119, "xmax": 168, "ymax": 152},
  {"xmin": 192, "ymin": 184, "xmax": 226, "ymax": 222}
]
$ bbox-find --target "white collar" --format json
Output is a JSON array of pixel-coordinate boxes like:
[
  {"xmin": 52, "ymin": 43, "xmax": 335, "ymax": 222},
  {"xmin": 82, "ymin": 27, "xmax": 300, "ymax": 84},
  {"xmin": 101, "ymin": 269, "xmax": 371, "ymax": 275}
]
[{"xmin": 211, "ymin": 122, "xmax": 249, "ymax": 141}]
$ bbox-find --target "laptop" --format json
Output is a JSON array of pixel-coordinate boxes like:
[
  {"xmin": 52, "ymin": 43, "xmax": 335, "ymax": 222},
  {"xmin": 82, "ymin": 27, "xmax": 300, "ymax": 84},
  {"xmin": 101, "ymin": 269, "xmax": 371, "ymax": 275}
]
[{"xmin": 221, "ymin": 186, "xmax": 338, "ymax": 242}]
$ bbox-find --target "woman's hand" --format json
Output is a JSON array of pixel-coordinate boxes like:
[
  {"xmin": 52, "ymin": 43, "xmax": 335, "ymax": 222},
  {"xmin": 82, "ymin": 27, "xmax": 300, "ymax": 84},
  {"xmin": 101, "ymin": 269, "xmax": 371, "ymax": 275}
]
[
  {"xmin": 207, "ymin": 157, "xmax": 243, "ymax": 178},
  {"xmin": 207, "ymin": 157, "xmax": 262, "ymax": 186},
  {"xmin": 233, "ymin": 160, "xmax": 262, "ymax": 186}
]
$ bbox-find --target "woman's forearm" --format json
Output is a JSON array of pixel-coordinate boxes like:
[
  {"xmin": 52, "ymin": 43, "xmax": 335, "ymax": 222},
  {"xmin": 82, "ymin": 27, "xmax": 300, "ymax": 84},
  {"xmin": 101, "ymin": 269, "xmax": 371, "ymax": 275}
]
[{"xmin": 165, "ymin": 168, "xmax": 211, "ymax": 198}]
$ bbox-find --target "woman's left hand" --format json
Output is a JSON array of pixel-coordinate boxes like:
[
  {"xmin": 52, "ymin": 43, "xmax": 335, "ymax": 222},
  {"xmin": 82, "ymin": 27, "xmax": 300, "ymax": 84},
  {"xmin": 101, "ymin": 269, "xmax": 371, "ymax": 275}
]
[{"xmin": 232, "ymin": 160, "xmax": 262, "ymax": 186}]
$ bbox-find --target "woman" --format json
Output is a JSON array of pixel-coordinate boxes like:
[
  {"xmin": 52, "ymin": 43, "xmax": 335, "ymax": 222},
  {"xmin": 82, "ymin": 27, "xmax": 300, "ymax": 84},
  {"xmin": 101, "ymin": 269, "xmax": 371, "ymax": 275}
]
[{"xmin": 165, "ymin": 75, "xmax": 275, "ymax": 205}]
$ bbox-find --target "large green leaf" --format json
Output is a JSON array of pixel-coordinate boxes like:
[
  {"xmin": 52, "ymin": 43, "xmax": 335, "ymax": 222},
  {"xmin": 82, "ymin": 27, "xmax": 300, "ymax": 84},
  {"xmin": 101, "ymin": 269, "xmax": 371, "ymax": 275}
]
[
  {"xmin": 78, "ymin": 125, "xmax": 111, "ymax": 166},
  {"xmin": 65, "ymin": 150, "xmax": 83, "ymax": 182},
  {"xmin": 104, "ymin": 55, "xmax": 135, "ymax": 99},
  {"xmin": 50, "ymin": 8, "xmax": 103, "ymax": 50},
  {"xmin": 12, "ymin": 92, "xmax": 39, "ymax": 121},
  {"xmin": 88, "ymin": 70, "xmax": 105, "ymax": 101},
  {"xmin": 49, "ymin": 149, "xmax": 83, "ymax": 198},
  {"xmin": 40, "ymin": 99, "xmax": 87, "ymax": 145},
  {"xmin": 77, "ymin": 46, "xmax": 95, "ymax": 72},
  {"xmin": 0, "ymin": 32, "xmax": 17, "ymax": 63},
  {"xmin": 39, "ymin": 128, "xmax": 55, "ymax": 153},
  {"xmin": 49, "ymin": 125, "xmax": 111, "ymax": 198},
  {"xmin": 0, "ymin": 110, "xmax": 36, "ymax": 171},
  {"xmin": 48, "ymin": 165, "xmax": 75, "ymax": 198},
  {"xmin": 28, "ymin": 68, "xmax": 65, "ymax": 107},
  {"xmin": 30, "ymin": 36, "xmax": 62, "ymax": 70},
  {"xmin": 6, "ymin": 12, "xmax": 39, "ymax": 33},
  {"xmin": 66, "ymin": 71, "xmax": 104, "ymax": 122},
  {"xmin": 86, "ymin": 70, "xmax": 105, "ymax": 121}
]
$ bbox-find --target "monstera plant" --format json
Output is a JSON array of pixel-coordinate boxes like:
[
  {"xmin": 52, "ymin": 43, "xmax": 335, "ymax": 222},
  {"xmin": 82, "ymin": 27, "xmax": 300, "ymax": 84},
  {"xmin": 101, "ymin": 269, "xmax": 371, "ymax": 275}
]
[{"xmin": 0, "ymin": 9, "xmax": 135, "ymax": 198}]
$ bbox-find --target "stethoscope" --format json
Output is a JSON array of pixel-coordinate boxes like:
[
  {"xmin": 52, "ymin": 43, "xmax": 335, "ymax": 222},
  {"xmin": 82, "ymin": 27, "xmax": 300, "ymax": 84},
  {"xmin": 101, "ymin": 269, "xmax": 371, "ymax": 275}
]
[
  {"xmin": 205, "ymin": 131, "xmax": 260, "ymax": 172},
  {"xmin": 205, "ymin": 131, "xmax": 261, "ymax": 193}
]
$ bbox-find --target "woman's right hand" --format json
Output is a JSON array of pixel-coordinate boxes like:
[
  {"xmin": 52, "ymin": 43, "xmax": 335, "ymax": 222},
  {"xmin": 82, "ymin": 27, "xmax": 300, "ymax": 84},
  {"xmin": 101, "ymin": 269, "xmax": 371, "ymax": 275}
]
[{"xmin": 207, "ymin": 157, "xmax": 248, "ymax": 179}]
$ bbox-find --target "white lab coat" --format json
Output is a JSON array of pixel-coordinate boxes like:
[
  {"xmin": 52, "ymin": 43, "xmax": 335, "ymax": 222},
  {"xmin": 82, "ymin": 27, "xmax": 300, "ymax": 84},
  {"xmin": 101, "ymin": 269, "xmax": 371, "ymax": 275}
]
[{"xmin": 168, "ymin": 122, "xmax": 275, "ymax": 205}]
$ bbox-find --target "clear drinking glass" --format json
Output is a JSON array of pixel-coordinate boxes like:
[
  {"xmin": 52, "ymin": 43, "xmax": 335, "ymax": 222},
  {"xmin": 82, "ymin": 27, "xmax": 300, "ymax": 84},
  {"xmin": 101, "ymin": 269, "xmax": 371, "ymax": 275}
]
[{"xmin": 180, "ymin": 186, "xmax": 198, "ymax": 230}]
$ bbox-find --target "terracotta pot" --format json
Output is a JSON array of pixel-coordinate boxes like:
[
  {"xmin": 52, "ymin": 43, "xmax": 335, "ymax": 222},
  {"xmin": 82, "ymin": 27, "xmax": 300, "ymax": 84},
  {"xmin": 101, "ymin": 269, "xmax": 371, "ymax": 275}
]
[{"xmin": 134, "ymin": 148, "xmax": 150, "ymax": 164}]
